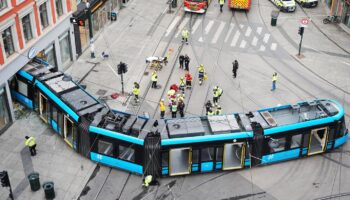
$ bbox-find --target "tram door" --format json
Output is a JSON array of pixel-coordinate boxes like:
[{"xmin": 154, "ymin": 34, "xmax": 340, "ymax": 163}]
[
  {"xmin": 223, "ymin": 143, "xmax": 245, "ymax": 170},
  {"xmin": 169, "ymin": 148, "xmax": 191, "ymax": 176},
  {"xmin": 39, "ymin": 93, "xmax": 48, "ymax": 123},
  {"xmin": 308, "ymin": 127, "xmax": 328, "ymax": 156},
  {"xmin": 64, "ymin": 115, "xmax": 74, "ymax": 148}
]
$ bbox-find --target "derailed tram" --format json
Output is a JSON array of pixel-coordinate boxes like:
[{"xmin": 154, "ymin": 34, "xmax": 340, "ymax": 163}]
[{"xmin": 11, "ymin": 60, "xmax": 348, "ymax": 177}]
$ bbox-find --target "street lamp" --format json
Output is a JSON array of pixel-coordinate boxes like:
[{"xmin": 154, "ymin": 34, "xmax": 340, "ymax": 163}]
[{"xmin": 85, "ymin": 1, "xmax": 95, "ymax": 58}]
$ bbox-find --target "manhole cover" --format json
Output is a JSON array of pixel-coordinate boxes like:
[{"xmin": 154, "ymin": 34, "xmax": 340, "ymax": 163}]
[{"xmin": 96, "ymin": 89, "xmax": 107, "ymax": 96}]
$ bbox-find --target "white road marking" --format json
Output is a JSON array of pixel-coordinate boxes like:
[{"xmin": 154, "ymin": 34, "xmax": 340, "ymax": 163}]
[
  {"xmin": 239, "ymin": 40, "xmax": 247, "ymax": 48},
  {"xmin": 245, "ymin": 27, "xmax": 252, "ymax": 37},
  {"xmin": 252, "ymin": 37, "xmax": 258, "ymax": 46},
  {"xmin": 342, "ymin": 61, "xmax": 350, "ymax": 66},
  {"xmin": 271, "ymin": 43, "xmax": 277, "ymax": 51},
  {"xmin": 256, "ymin": 27, "xmax": 263, "ymax": 35},
  {"xmin": 211, "ymin": 21, "xmax": 226, "ymax": 44},
  {"xmin": 231, "ymin": 31, "xmax": 240, "ymax": 47},
  {"xmin": 263, "ymin": 34, "xmax": 270, "ymax": 43},
  {"xmin": 191, "ymin": 18, "xmax": 202, "ymax": 34},
  {"xmin": 224, "ymin": 24, "xmax": 235, "ymax": 42},
  {"xmin": 259, "ymin": 45, "xmax": 266, "ymax": 51},
  {"xmin": 175, "ymin": 17, "xmax": 190, "ymax": 38},
  {"xmin": 165, "ymin": 16, "xmax": 181, "ymax": 37},
  {"xmin": 205, "ymin": 20, "xmax": 214, "ymax": 34}
]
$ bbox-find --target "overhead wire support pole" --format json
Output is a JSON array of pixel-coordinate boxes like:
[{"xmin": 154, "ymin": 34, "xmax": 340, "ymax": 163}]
[{"xmin": 298, "ymin": 34, "xmax": 303, "ymax": 56}]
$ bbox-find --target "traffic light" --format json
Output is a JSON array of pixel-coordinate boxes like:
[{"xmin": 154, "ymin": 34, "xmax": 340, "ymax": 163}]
[
  {"xmin": 117, "ymin": 62, "xmax": 128, "ymax": 75},
  {"xmin": 298, "ymin": 27, "xmax": 304, "ymax": 36},
  {"xmin": 0, "ymin": 171, "xmax": 10, "ymax": 187}
]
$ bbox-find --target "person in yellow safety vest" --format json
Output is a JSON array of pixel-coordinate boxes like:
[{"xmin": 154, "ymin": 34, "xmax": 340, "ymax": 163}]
[
  {"xmin": 176, "ymin": 93, "xmax": 185, "ymax": 102},
  {"xmin": 182, "ymin": 29, "xmax": 189, "ymax": 44},
  {"xmin": 213, "ymin": 86, "xmax": 223, "ymax": 106},
  {"xmin": 207, "ymin": 109, "xmax": 214, "ymax": 116},
  {"xmin": 160, "ymin": 99, "xmax": 166, "ymax": 119},
  {"xmin": 151, "ymin": 71, "xmax": 158, "ymax": 89},
  {"xmin": 132, "ymin": 82, "xmax": 140, "ymax": 102},
  {"xmin": 215, "ymin": 106, "xmax": 222, "ymax": 115},
  {"xmin": 271, "ymin": 72, "xmax": 278, "ymax": 91},
  {"xmin": 198, "ymin": 64, "xmax": 205, "ymax": 85},
  {"xmin": 143, "ymin": 175, "xmax": 153, "ymax": 187},
  {"xmin": 171, "ymin": 101, "xmax": 178, "ymax": 118},
  {"xmin": 25, "ymin": 136, "xmax": 37, "ymax": 156},
  {"xmin": 219, "ymin": 0, "xmax": 225, "ymax": 12},
  {"xmin": 179, "ymin": 77, "xmax": 186, "ymax": 93}
]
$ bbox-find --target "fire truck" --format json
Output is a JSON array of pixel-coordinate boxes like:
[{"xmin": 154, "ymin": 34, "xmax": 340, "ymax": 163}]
[
  {"xmin": 184, "ymin": 0, "xmax": 212, "ymax": 13},
  {"xmin": 228, "ymin": 0, "xmax": 251, "ymax": 10}
]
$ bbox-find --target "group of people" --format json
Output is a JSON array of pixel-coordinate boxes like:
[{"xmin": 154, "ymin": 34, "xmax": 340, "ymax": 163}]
[
  {"xmin": 205, "ymin": 85, "xmax": 224, "ymax": 116},
  {"xmin": 160, "ymin": 83, "xmax": 187, "ymax": 119}
]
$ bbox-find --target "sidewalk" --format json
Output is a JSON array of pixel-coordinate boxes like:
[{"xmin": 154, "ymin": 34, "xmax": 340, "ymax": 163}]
[{"xmin": 0, "ymin": 108, "xmax": 96, "ymax": 200}]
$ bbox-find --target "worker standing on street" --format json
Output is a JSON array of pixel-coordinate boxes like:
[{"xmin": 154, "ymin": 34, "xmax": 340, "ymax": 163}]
[
  {"xmin": 160, "ymin": 99, "xmax": 166, "ymax": 119},
  {"xmin": 207, "ymin": 109, "xmax": 214, "ymax": 116},
  {"xmin": 184, "ymin": 55, "xmax": 190, "ymax": 71},
  {"xmin": 185, "ymin": 72, "xmax": 192, "ymax": 89},
  {"xmin": 178, "ymin": 100, "xmax": 185, "ymax": 118},
  {"xmin": 213, "ymin": 86, "xmax": 223, "ymax": 106},
  {"xmin": 171, "ymin": 101, "xmax": 178, "ymax": 118},
  {"xmin": 205, "ymin": 100, "xmax": 213, "ymax": 115},
  {"xmin": 132, "ymin": 82, "xmax": 140, "ymax": 103},
  {"xmin": 179, "ymin": 77, "xmax": 186, "ymax": 93},
  {"xmin": 219, "ymin": 0, "xmax": 225, "ymax": 12},
  {"xmin": 271, "ymin": 72, "xmax": 278, "ymax": 91},
  {"xmin": 198, "ymin": 64, "xmax": 205, "ymax": 85},
  {"xmin": 182, "ymin": 29, "xmax": 189, "ymax": 44},
  {"xmin": 143, "ymin": 175, "xmax": 153, "ymax": 187},
  {"xmin": 232, "ymin": 60, "xmax": 239, "ymax": 78},
  {"xmin": 179, "ymin": 54, "xmax": 185, "ymax": 69},
  {"xmin": 25, "ymin": 136, "xmax": 37, "ymax": 156},
  {"xmin": 151, "ymin": 71, "xmax": 158, "ymax": 89}
]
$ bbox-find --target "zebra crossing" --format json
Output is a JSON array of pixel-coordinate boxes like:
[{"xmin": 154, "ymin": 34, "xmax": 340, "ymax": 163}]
[{"xmin": 164, "ymin": 16, "xmax": 279, "ymax": 54}]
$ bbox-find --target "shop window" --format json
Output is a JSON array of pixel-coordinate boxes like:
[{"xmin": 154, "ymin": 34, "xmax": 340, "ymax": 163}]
[
  {"xmin": 22, "ymin": 14, "xmax": 33, "ymax": 42},
  {"xmin": 17, "ymin": 80, "xmax": 28, "ymax": 97},
  {"xmin": 0, "ymin": 87, "xmax": 11, "ymax": 132},
  {"xmin": 290, "ymin": 134, "xmax": 302, "ymax": 148},
  {"xmin": 39, "ymin": 2, "xmax": 49, "ymax": 29},
  {"xmin": 98, "ymin": 140, "xmax": 113, "ymax": 156},
  {"xmin": 216, "ymin": 147, "xmax": 223, "ymax": 162},
  {"xmin": 0, "ymin": 0, "xmax": 8, "ymax": 12},
  {"xmin": 2, "ymin": 27, "xmax": 15, "ymax": 57},
  {"xmin": 59, "ymin": 32, "xmax": 72, "ymax": 67},
  {"xmin": 55, "ymin": 0, "xmax": 64, "ymax": 17},
  {"xmin": 162, "ymin": 151, "xmax": 169, "ymax": 167},
  {"xmin": 201, "ymin": 147, "xmax": 214, "ymax": 162},
  {"xmin": 119, "ymin": 145, "xmax": 135, "ymax": 162},
  {"xmin": 268, "ymin": 137, "xmax": 286, "ymax": 153}
]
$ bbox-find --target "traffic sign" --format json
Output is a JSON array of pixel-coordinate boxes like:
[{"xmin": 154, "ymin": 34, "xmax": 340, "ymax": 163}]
[{"xmin": 300, "ymin": 18, "xmax": 309, "ymax": 27}]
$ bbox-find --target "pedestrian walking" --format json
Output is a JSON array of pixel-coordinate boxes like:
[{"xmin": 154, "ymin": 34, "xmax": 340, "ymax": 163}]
[
  {"xmin": 179, "ymin": 77, "xmax": 186, "ymax": 93},
  {"xmin": 160, "ymin": 99, "xmax": 166, "ymax": 119},
  {"xmin": 182, "ymin": 29, "xmax": 189, "ymax": 44},
  {"xmin": 219, "ymin": 0, "xmax": 225, "ymax": 12},
  {"xmin": 132, "ymin": 82, "xmax": 140, "ymax": 102},
  {"xmin": 185, "ymin": 72, "xmax": 192, "ymax": 89},
  {"xmin": 171, "ymin": 101, "xmax": 178, "ymax": 118},
  {"xmin": 232, "ymin": 60, "xmax": 239, "ymax": 78},
  {"xmin": 184, "ymin": 54, "xmax": 190, "ymax": 71},
  {"xmin": 205, "ymin": 100, "xmax": 213, "ymax": 115},
  {"xmin": 198, "ymin": 64, "xmax": 205, "ymax": 85},
  {"xmin": 179, "ymin": 54, "xmax": 185, "ymax": 69},
  {"xmin": 178, "ymin": 100, "xmax": 185, "ymax": 118},
  {"xmin": 215, "ymin": 105, "xmax": 222, "ymax": 115},
  {"xmin": 151, "ymin": 71, "xmax": 158, "ymax": 88},
  {"xmin": 271, "ymin": 72, "xmax": 278, "ymax": 91},
  {"xmin": 213, "ymin": 86, "xmax": 223, "ymax": 106},
  {"xmin": 25, "ymin": 136, "xmax": 37, "ymax": 156}
]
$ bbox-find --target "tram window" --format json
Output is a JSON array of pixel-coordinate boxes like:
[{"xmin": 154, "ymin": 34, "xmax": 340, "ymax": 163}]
[
  {"xmin": 98, "ymin": 140, "xmax": 113, "ymax": 156},
  {"xmin": 52, "ymin": 106, "xmax": 58, "ymax": 122},
  {"xmin": 268, "ymin": 137, "xmax": 286, "ymax": 153},
  {"xmin": 340, "ymin": 120, "xmax": 346, "ymax": 137},
  {"xmin": 291, "ymin": 134, "xmax": 302, "ymax": 148},
  {"xmin": 162, "ymin": 151, "xmax": 169, "ymax": 167},
  {"xmin": 119, "ymin": 145, "xmax": 135, "ymax": 162},
  {"xmin": 192, "ymin": 149, "xmax": 199, "ymax": 164},
  {"xmin": 302, "ymin": 133, "xmax": 310, "ymax": 147},
  {"xmin": 201, "ymin": 147, "xmax": 214, "ymax": 162},
  {"xmin": 328, "ymin": 128, "xmax": 335, "ymax": 141},
  {"xmin": 58, "ymin": 112, "xmax": 63, "ymax": 134},
  {"xmin": 216, "ymin": 147, "xmax": 223, "ymax": 162},
  {"xmin": 17, "ymin": 80, "xmax": 28, "ymax": 96}
]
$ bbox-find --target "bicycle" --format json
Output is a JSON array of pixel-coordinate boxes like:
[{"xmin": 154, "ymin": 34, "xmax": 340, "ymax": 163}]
[{"xmin": 323, "ymin": 15, "xmax": 341, "ymax": 24}]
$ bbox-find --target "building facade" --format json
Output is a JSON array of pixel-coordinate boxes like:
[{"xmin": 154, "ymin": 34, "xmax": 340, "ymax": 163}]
[
  {"xmin": 326, "ymin": 0, "xmax": 350, "ymax": 28},
  {"xmin": 0, "ymin": 0, "xmax": 76, "ymax": 134}
]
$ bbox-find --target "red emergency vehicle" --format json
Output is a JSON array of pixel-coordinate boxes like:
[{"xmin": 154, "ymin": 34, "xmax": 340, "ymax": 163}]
[
  {"xmin": 228, "ymin": 0, "xmax": 251, "ymax": 10},
  {"xmin": 184, "ymin": 0, "xmax": 212, "ymax": 13}
]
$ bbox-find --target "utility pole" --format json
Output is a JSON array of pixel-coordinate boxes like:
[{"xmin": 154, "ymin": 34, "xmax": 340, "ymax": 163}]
[
  {"xmin": 1, "ymin": 171, "xmax": 14, "ymax": 200},
  {"xmin": 86, "ymin": 2, "xmax": 95, "ymax": 58},
  {"xmin": 117, "ymin": 62, "xmax": 128, "ymax": 94}
]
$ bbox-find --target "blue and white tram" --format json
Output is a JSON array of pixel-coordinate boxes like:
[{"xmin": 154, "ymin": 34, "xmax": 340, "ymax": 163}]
[{"xmin": 11, "ymin": 61, "xmax": 348, "ymax": 177}]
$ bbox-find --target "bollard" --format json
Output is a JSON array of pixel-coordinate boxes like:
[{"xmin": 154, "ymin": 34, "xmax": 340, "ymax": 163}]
[
  {"xmin": 28, "ymin": 172, "xmax": 40, "ymax": 191},
  {"xmin": 43, "ymin": 182, "xmax": 55, "ymax": 199},
  {"xmin": 271, "ymin": 10, "xmax": 279, "ymax": 26}
]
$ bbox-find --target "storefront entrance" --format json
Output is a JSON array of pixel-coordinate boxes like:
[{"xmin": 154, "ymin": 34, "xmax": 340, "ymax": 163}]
[{"xmin": 0, "ymin": 86, "xmax": 11, "ymax": 134}]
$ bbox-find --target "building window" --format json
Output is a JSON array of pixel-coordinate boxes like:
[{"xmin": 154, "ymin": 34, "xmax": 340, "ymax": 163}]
[
  {"xmin": 0, "ymin": 0, "xmax": 8, "ymax": 12},
  {"xmin": 2, "ymin": 27, "xmax": 15, "ymax": 57},
  {"xmin": 55, "ymin": 0, "xmax": 63, "ymax": 17},
  {"xmin": 22, "ymin": 14, "xmax": 33, "ymax": 42},
  {"xmin": 0, "ymin": 87, "xmax": 11, "ymax": 133},
  {"xmin": 59, "ymin": 32, "xmax": 72, "ymax": 67},
  {"xmin": 39, "ymin": 2, "xmax": 49, "ymax": 29}
]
